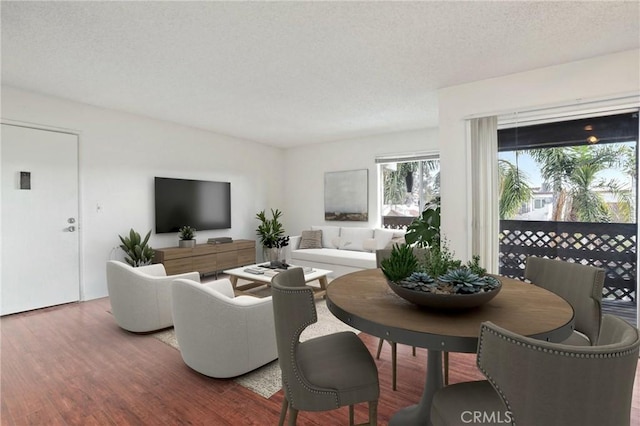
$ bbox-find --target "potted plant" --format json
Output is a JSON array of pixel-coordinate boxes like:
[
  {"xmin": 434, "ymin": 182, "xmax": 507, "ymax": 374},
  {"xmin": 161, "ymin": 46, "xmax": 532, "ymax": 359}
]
[
  {"xmin": 119, "ymin": 228, "xmax": 155, "ymax": 267},
  {"xmin": 380, "ymin": 239, "xmax": 501, "ymax": 310},
  {"xmin": 178, "ymin": 225, "xmax": 196, "ymax": 248},
  {"xmin": 255, "ymin": 209, "xmax": 290, "ymax": 264}
]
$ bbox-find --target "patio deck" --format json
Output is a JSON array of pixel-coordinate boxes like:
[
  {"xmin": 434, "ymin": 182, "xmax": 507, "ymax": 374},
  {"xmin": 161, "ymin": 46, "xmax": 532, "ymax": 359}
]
[{"xmin": 602, "ymin": 299, "xmax": 637, "ymax": 327}]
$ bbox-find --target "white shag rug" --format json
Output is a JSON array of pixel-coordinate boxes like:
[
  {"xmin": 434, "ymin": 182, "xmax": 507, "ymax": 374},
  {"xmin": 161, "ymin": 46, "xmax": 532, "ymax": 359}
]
[{"xmin": 152, "ymin": 298, "xmax": 357, "ymax": 399}]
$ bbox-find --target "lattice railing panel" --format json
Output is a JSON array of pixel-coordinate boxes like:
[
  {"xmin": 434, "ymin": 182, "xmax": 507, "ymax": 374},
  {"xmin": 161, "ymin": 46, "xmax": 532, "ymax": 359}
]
[{"xmin": 499, "ymin": 220, "xmax": 637, "ymax": 301}]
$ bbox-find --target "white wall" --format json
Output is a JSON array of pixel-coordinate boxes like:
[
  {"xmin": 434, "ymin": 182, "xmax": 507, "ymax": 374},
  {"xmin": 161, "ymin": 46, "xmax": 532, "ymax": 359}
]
[
  {"xmin": 283, "ymin": 128, "xmax": 438, "ymax": 235},
  {"xmin": 438, "ymin": 49, "xmax": 640, "ymax": 262},
  {"xmin": 1, "ymin": 86, "xmax": 285, "ymax": 300}
]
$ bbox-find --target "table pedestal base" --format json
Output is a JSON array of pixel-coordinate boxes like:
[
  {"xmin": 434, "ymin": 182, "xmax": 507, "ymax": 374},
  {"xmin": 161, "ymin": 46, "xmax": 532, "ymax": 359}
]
[{"xmin": 389, "ymin": 349, "xmax": 443, "ymax": 426}]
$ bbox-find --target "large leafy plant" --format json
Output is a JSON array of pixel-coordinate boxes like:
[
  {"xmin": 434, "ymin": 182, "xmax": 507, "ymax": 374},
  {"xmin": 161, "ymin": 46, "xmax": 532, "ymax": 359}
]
[
  {"xmin": 404, "ymin": 197, "xmax": 440, "ymax": 249},
  {"xmin": 255, "ymin": 209, "xmax": 289, "ymax": 249},
  {"xmin": 119, "ymin": 228, "xmax": 155, "ymax": 267}
]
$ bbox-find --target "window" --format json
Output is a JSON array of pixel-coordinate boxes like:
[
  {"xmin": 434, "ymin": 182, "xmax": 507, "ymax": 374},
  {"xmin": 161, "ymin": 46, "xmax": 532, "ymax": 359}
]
[
  {"xmin": 498, "ymin": 112, "xmax": 638, "ymax": 223},
  {"xmin": 376, "ymin": 153, "xmax": 440, "ymax": 229}
]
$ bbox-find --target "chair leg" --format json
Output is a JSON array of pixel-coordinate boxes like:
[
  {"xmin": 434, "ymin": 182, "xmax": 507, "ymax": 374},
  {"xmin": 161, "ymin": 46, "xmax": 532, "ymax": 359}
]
[
  {"xmin": 287, "ymin": 406, "xmax": 298, "ymax": 426},
  {"xmin": 278, "ymin": 396, "xmax": 288, "ymax": 426},
  {"xmin": 376, "ymin": 338, "xmax": 384, "ymax": 359},
  {"xmin": 391, "ymin": 341, "xmax": 397, "ymax": 391},
  {"xmin": 443, "ymin": 351, "xmax": 449, "ymax": 385},
  {"xmin": 412, "ymin": 346, "xmax": 416, "ymax": 356},
  {"xmin": 369, "ymin": 400, "xmax": 378, "ymax": 426},
  {"xmin": 349, "ymin": 401, "xmax": 378, "ymax": 426}
]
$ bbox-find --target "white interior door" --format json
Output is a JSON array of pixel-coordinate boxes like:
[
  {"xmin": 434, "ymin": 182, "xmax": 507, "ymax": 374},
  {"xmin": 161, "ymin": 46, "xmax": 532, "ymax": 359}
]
[{"xmin": 1, "ymin": 124, "xmax": 80, "ymax": 315}]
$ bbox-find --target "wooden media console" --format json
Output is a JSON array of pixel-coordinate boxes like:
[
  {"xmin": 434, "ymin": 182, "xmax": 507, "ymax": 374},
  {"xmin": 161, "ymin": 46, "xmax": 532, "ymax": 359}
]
[{"xmin": 153, "ymin": 239, "xmax": 256, "ymax": 276}]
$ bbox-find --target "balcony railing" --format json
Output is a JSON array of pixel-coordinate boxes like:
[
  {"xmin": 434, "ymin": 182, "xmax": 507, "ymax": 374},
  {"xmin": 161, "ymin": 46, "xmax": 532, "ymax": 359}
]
[
  {"xmin": 500, "ymin": 220, "xmax": 637, "ymax": 301},
  {"xmin": 382, "ymin": 215, "xmax": 414, "ymax": 230}
]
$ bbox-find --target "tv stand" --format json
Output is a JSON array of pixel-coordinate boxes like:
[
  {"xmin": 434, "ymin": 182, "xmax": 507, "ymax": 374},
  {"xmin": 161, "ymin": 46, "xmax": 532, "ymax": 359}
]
[{"xmin": 153, "ymin": 239, "xmax": 255, "ymax": 276}]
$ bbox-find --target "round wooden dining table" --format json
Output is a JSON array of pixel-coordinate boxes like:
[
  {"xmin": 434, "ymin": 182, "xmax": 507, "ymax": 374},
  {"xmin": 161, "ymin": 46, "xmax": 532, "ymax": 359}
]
[{"xmin": 326, "ymin": 268, "xmax": 575, "ymax": 426}]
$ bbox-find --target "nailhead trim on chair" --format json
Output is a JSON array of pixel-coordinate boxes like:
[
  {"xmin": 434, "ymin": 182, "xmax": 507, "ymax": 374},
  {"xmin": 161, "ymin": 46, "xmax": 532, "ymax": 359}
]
[
  {"xmin": 476, "ymin": 326, "xmax": 514, "ymax": 424},
  {"xmin": 277, "ymin": 286, "xmax": 340, "ymax": 409},
  {"xmin": 476, "ymin": 323, "xmax": 638, "ymax": 426}
]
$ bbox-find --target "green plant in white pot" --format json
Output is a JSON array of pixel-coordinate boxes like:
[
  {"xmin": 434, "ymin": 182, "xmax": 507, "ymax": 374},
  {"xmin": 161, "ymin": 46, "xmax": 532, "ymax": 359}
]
[
  {"xmin": 119, "ymin": 228, "xmax": 155, "ymax": 267},
  {"xmin": 178, "ymin": 225, "xmax": 196, "ymax": 248},
  {"xmin": 255, "ymin": 209, "xmax": 290, "ymax": 264}
]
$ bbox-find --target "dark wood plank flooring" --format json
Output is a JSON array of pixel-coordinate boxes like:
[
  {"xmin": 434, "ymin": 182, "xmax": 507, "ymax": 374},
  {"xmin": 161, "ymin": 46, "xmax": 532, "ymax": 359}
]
[{"xmin": 1, "ymin": 297, "xmax": 639, "ymax": 425}]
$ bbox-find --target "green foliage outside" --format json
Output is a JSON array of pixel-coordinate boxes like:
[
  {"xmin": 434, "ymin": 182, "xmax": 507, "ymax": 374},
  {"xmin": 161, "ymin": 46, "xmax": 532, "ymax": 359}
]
[{"xmin": 499, "ymin": 143, "xmax": 636, "ymax": 223}]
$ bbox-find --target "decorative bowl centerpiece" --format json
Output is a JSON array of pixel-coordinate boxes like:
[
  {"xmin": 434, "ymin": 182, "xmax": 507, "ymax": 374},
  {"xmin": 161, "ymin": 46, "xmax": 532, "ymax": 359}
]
[{"xmin": 380, "ymin": 243, "xmax": 501, "ymax": 310}]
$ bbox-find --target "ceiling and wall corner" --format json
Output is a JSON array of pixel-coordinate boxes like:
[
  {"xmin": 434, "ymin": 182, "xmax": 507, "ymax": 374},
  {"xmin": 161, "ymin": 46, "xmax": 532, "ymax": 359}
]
[{"xmin": 2, "ymin": 1, "xmax": 638, "ymax": 147}]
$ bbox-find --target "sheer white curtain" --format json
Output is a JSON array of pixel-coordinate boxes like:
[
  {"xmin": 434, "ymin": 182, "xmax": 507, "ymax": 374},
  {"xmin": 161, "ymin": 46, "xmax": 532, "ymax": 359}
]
[{"xmin": 469, "ymin": 116, "xmax": 499, "ymax": 273}]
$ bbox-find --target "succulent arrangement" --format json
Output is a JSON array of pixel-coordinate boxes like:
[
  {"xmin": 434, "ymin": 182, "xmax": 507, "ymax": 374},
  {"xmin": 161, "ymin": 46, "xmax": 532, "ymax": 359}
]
[
  {"xmin": 118, "ymin": 228, "xmax": 155, "ymax": 267},
  {"xmin": 178, "ymin": 225, "xmax": 196, "ymax": 240},
  {"xmin": 385, "ymin": 197, "xmax": 500, "ymax": 296},
  {"xmin": 380, "ymin": 243, "xmax": 500, "ymax": 295}
]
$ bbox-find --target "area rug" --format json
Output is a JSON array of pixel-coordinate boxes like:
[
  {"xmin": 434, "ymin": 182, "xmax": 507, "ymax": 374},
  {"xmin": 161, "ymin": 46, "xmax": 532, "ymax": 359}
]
[{"xmin": 152, "ymin": 298, "xmax": 357, "ymax": 399}]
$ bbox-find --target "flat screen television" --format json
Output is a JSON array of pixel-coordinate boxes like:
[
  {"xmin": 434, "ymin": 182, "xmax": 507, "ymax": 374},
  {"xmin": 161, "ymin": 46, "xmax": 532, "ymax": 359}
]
[{"xmin": 154, "ymin": 177, "xmax": 231, "ymax": 233}]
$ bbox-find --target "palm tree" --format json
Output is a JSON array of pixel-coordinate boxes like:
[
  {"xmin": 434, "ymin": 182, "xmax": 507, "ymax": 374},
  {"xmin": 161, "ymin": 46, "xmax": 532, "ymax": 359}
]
[
  {"xmin": 498, "ymin": 158, "xmax": 533, "ymax": 219},
  {"xmin": 529, "ymin": 144, "xmax": 634, "ymax": 223}
]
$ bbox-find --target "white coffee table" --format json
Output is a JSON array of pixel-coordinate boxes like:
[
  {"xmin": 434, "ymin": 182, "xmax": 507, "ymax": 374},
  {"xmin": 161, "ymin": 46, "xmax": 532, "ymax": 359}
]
[{"xmin": 223, "ymin": 264, "xmax": 332, "ymax": 299}]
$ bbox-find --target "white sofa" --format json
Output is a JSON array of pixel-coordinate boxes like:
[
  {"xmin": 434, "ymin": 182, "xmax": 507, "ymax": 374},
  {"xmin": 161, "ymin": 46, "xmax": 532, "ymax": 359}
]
[{"xmin": 287, "ymin": 225, "xmax": 405, "ymax": 277}]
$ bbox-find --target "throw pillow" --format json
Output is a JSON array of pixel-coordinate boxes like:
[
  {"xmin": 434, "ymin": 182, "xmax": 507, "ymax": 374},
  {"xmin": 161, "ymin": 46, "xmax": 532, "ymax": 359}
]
[
  {"xmin": 362, "ymin": 238, "xmax": 378, "ymax": 253},
  {"xmin": 384, "ymin": 236, "xmax": 406, "ymax": 250},
  {"xmin": 339, "ymin": 227, "xmax": 374, "ymax": 252},
  {"xmin": 373, "ymin": 228, "xmax": 395, "ymax": 250},
  {"xmin": 311, "ymin": 225, "xmax": 341, "ymax": 248},
  {"xmin": 299, "ymin": 230, "xmax": 323, "ymax": 249}
]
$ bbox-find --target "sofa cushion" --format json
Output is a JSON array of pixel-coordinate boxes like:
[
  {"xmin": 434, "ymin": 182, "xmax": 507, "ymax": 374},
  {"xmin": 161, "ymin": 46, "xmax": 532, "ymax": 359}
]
[
  {"xmin": 291, "ymin": 248, "xmax": 376, "ymax": 270},
  {"xmin": 299, "ymin": 230, "xmax": 323, "ymax": 249},
  {"xmin": 339, "ymin": 227, "xmax": 374, "ymax": 252},
  {"xmin": 362, "ymin": 238, "xmax": 378, "ymax": 253},
  {"xmin": 311, "ymin": 225, "xmax": 341, "ymax": 248},
  {"xmin": 385, "ymin": 235, "xmax": 406, "ymax": 249},
  {"xmin": 374, "ymin": 228, "xmax": 396, "ymax": 250}
]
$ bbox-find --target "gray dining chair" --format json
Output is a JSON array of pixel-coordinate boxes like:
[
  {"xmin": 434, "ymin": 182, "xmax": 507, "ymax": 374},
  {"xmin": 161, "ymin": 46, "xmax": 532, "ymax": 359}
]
[
  {"xmin": 375, "ymin": 248, "xmax": 424, "ymax": 390},
  {"xmin": 524, "ymin": 256, "xmax": 605, "ymax": 345},
  {"xmin": 271, "ymin": 267, "xmax": 379, "ymax": 426},
  {"xmin": 430, "ymin": 314, "xmax": 640, "ymax": 426}
]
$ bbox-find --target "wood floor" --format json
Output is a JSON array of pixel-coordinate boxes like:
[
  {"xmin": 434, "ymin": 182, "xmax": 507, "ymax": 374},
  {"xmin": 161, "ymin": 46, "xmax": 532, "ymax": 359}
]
[{"xmin": 1, "ymin": 298, "xmax": 639, "ymax": 425}]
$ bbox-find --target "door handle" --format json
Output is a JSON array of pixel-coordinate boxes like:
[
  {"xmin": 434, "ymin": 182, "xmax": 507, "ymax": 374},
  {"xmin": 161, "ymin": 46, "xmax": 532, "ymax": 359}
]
[{"xmin": 67, "ymin": 226, "xmax": 76, "ymax": 232}]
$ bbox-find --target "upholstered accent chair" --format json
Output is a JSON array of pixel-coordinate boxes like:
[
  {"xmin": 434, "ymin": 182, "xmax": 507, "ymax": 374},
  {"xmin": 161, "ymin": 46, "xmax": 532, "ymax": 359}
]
[
  {"xmin": 271, "ymin": 267, "xmax": 379, "ymax": 426},
  {"xmin": 430, "ymin": 315, "xmax": 639, "ymax": 426},
  {"xmin": 106, "ymin": 260, "xmax": 200, "ymax": 333},
  {"xmin": 171, "ymin": 278, "xmax": 278, "ymax": 378},
  {"xmin": 524, "ymin": 256, "xmax": 605, "ymax": 345}
]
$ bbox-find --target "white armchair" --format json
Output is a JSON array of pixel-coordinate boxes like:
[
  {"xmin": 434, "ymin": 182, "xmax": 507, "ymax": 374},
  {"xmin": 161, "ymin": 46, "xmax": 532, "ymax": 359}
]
[
  {"xmin": 106, "ymin": 260, "xmax": 200, "ymax": 333},
  {"xmin": 171, "ymin": 278, "xmax": 278, "ymax": 378}
]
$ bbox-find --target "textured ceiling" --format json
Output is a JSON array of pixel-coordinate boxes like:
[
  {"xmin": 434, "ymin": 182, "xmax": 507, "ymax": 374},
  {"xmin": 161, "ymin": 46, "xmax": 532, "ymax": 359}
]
[{"xmin": 2, "ymin": 1, "xmax": 639, "ymax": 147}]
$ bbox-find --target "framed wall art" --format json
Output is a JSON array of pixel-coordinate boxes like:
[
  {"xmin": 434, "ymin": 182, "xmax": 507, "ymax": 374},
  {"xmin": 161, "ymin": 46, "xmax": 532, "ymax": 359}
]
[{"xmin": 324, "ymin": 169, "xmax": 368, "ymax": 221}]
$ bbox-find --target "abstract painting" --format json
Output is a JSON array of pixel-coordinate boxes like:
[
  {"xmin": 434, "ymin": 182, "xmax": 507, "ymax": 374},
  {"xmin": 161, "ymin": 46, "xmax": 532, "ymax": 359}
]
[{"xmin": 324, "ymin": 169, "xmax": 368, "ymax": 221}]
